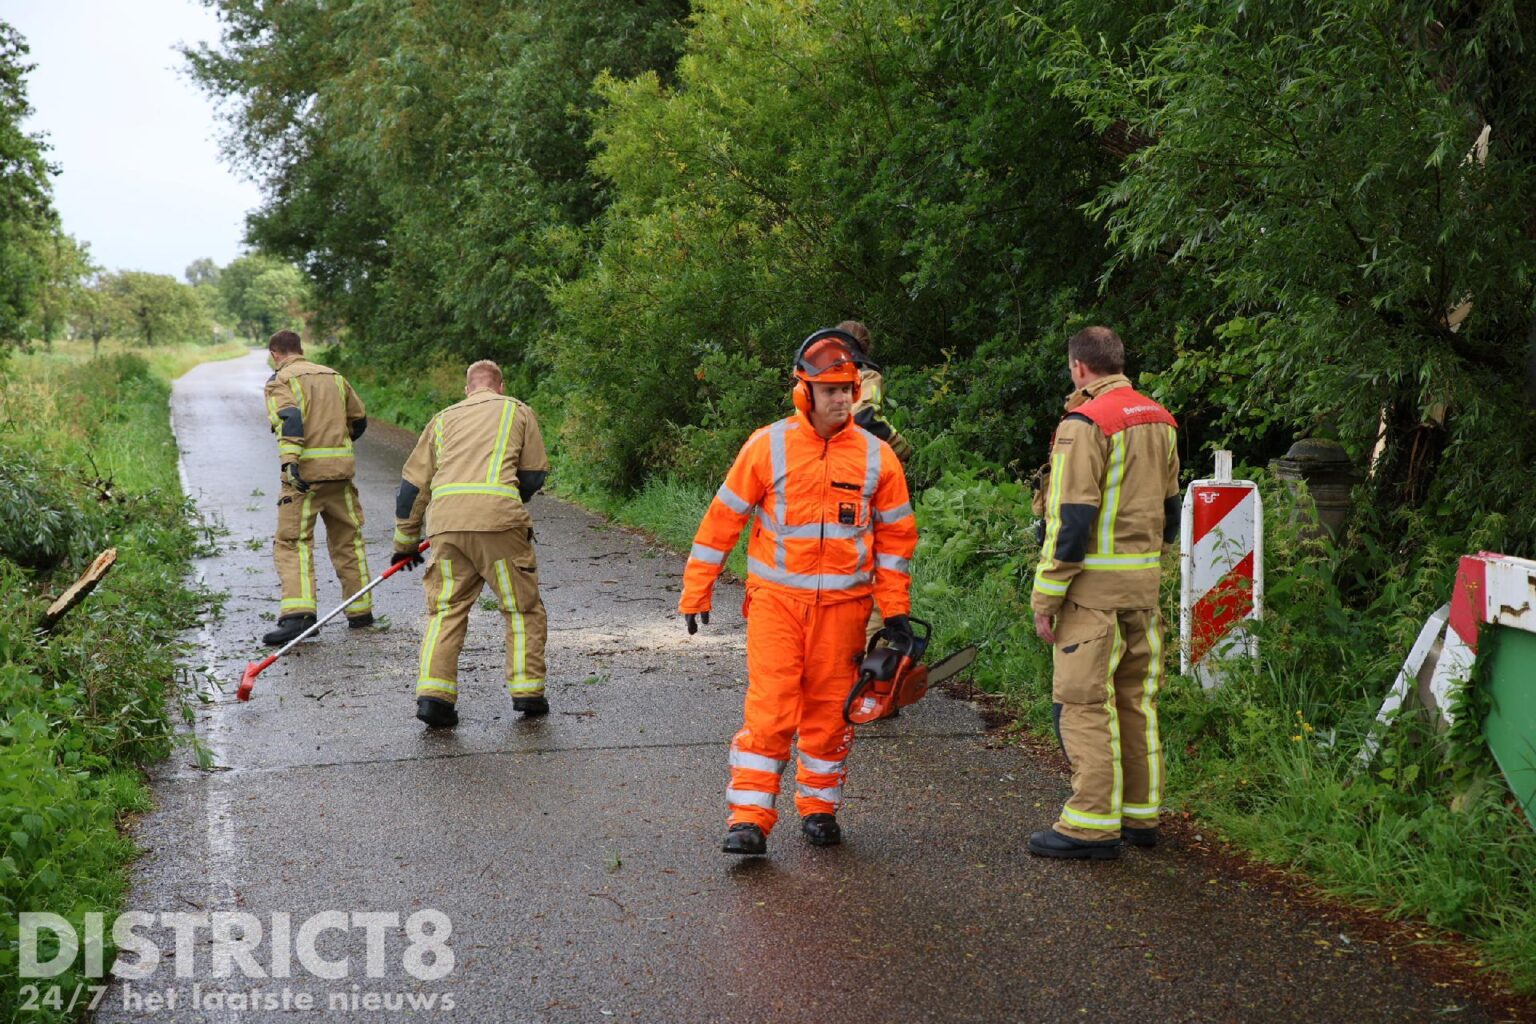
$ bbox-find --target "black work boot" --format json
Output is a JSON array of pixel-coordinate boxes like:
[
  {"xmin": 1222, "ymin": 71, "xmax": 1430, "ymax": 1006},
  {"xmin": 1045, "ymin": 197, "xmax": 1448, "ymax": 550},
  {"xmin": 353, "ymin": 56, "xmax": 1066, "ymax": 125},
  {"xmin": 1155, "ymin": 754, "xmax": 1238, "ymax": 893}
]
[
  {"xmin": 1122, "ymin": 825, "xmax": 1158, "ymax": 848},
  {"xmin": 801, "ymin": 813, "xmax": 842, "ymax": 847},
  {"xmin": 416, "ymin": 696, "xmax": 459, "ymax": 729},
  {"xmin": 347, "ymin": 612, "xmax": 375, "ymax": 629},
  {"xmin": 722, "ymin": 823, "xmax": 767, "ymax": 856},
  {"xmin": 513, "ymin": 696, "xmax": 549, "ymax": 716},
  {"xmin": 1027, "ymin": 828, "xmax": 1121, "ymax": 860},
  {"xmin": 262, "ymin": 614, "xmax": 317, "ymax": 647}
]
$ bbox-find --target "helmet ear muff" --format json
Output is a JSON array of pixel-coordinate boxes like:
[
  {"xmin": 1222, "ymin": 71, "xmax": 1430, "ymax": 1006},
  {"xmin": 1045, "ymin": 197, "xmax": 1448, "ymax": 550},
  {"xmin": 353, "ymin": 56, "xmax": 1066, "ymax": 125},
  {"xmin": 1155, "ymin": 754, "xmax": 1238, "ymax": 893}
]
[{"xmin": 793, "ymin": 375, "xmax": 860, "ymax": 415}]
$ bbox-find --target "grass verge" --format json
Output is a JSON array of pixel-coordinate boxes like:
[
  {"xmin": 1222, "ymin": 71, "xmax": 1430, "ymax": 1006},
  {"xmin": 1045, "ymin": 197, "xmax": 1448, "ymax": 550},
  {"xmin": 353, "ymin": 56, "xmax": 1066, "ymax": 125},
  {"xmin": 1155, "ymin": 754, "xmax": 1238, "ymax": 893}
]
[{"xmin": 0, "ymin": 345, "xmax": 228, "ymax": 1023}]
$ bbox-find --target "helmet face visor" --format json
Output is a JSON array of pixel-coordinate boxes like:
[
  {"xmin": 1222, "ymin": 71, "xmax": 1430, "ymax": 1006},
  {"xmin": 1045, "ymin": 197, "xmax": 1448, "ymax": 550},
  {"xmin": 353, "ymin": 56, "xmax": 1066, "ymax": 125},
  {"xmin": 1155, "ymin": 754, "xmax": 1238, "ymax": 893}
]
[{"xmin": 796, "ymin": 334, "xmax": 863, "ymax": 384}]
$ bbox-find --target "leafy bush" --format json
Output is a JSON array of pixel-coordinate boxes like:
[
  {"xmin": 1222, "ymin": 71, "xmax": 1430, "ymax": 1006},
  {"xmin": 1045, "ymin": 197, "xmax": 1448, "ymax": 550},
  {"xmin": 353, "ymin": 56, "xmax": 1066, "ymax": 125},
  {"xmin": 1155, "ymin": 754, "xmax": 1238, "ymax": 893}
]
[
  {"xmin": 0, "ymin": 353, "xmax": 214, "ymax": 1022},
  {"xmin": 0, "ymin": 447, "xmax": 101, "ymax": 571}
]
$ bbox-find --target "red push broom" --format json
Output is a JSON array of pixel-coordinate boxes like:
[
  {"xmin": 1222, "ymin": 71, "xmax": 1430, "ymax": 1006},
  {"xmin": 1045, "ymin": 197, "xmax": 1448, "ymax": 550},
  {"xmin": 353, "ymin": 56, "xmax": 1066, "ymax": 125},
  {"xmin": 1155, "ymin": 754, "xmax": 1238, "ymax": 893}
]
[{"xmin": 237, "ymin": 540, "xmax": 430, "ymax": 701}]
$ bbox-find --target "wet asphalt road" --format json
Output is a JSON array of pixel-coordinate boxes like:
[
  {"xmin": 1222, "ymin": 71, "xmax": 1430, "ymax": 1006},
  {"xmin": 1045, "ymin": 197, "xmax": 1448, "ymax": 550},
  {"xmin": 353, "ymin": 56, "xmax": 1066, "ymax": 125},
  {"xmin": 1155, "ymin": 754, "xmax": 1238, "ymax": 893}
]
[{"xmin": 95, "ymin": 352, "xmax": 1504, "ymax": 1023}]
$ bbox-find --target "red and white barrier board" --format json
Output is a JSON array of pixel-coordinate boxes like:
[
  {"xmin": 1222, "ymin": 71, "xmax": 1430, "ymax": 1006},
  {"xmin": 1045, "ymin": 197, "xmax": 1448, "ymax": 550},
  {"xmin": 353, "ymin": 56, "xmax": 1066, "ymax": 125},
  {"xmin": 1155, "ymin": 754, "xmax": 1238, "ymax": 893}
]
[
  {"xmin": 1427, "ymin": 551, "xmax": 1536, "ymax": 720},
  {"xmin": 1180, "ymin": 451, "xmax": 1264, "ymax": 689},
  {"xmin": 1361, "ymin": 552, "xmax": 1536, "ymax": 776}
]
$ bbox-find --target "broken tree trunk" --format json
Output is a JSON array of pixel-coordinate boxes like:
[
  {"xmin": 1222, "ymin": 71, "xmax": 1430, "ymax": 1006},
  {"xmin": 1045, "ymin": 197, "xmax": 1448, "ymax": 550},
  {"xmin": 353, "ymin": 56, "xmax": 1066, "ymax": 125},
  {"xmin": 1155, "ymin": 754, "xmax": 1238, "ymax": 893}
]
[{"xmin": 39, "ymin": 548, "xmax": 117, "ymax": 632}]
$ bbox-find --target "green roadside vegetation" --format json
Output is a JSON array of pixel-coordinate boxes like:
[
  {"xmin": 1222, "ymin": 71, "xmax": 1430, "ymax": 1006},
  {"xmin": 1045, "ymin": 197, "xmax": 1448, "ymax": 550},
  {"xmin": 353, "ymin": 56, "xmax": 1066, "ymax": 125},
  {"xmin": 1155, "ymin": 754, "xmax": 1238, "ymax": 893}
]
[
  {"xmin": 0, "ymin": 342, "xmax": 236, "ymax": 1023},
  {"xmin": 197, "ymin": 0, "xmax": 1536, "ymax": 995}
]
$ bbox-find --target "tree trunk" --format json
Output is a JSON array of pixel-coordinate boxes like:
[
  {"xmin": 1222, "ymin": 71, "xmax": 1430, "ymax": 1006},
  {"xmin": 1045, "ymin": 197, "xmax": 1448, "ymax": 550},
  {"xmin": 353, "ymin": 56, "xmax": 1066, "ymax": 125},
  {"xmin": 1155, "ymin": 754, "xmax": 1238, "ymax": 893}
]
[{"xmin": 1526, "ymin": 305, "xmax": 1536, "ymax": 411}]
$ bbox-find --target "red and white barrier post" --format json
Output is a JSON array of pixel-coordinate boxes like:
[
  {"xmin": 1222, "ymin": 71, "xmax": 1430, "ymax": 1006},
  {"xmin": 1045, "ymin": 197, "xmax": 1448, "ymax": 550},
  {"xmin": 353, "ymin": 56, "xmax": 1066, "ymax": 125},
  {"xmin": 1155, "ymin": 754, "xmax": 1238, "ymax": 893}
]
[{"xmin": 1180, "ymin": 451, "xmax": 1264, "ymax": 689}]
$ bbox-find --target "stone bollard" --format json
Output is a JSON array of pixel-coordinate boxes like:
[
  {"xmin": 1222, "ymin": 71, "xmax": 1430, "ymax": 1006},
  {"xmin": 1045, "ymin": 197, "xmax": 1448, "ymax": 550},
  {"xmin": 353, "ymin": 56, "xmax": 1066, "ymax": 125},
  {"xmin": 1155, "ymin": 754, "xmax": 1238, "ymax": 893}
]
[{"xmin": 1269, "ymin": 438, "xmax": 1360, "ymax": 540}]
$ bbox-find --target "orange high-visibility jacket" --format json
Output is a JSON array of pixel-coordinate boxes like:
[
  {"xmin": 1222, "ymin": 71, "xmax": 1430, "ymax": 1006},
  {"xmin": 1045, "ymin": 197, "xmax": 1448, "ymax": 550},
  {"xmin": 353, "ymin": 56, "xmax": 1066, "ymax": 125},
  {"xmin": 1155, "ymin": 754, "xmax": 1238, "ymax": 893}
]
[{"xmin": 680, "ymin": 410, "xmax": 918, "ymax": 615}]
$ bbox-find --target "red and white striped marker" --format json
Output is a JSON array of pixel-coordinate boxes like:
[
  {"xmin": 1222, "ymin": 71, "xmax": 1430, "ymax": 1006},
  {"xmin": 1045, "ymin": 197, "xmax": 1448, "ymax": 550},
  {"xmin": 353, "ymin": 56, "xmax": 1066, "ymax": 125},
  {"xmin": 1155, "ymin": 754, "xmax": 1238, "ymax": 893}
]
[
  {"xmin": 1180, "ymin": 451, "xmax": 1264, "ymax": 689},
  {"xmin": 1360, "ymin": 551, "xmax": 1536, "ymax": 767},
  {"xmin": 1428, "ymin": 551, "xmax": 1536, "ymax": 719}
]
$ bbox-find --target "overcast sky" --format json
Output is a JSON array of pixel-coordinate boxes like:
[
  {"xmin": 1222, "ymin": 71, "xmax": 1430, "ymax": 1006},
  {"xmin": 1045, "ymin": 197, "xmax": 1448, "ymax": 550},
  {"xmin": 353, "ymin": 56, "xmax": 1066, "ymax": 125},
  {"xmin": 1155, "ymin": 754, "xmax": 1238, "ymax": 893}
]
[{"xmin": 4, "ymin": 0, "xmax": 263, "ymax": 279}]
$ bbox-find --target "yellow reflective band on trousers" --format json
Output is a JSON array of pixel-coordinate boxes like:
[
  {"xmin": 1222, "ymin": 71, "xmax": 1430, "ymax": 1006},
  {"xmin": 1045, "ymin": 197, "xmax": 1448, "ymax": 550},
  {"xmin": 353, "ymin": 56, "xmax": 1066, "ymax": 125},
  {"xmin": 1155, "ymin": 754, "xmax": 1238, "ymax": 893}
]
[
  {"xmin": 494, "ymin": 558, "xmax": 539, "ymax": 695},
  {"xmin": 1060, "ymin": 623, "xmax": 1125, "ymax": 832},
  {"xmin": 288, "ymin": 490, "xmax": 316, "ymax": 612},
  {"xmin": 417, "ymin": 556, "xmax": 456, "ymax": 696},
  {"xmin": 343, "ymin": 487, "xmax": 371, "ymax": 614},
  {"xmin": 1139, "ymin": 608, "xmax": 1163, "ymax": 817}
]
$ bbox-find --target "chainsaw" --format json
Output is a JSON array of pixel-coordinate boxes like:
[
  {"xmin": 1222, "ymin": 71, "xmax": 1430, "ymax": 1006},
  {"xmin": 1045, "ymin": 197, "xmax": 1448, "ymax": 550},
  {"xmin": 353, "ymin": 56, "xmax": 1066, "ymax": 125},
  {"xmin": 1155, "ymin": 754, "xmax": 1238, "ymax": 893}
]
[{"xmin": 843, "ymin": 616, "xmax": 978, "ymax": 724}]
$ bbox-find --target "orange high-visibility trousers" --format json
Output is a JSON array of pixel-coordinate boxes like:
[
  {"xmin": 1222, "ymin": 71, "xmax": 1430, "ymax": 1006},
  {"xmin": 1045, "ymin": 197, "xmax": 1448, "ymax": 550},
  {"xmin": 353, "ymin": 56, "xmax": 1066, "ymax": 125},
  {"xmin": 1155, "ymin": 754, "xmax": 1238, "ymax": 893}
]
[{"xmin": 727, "ymin": 587, "xmax": 871, "ymax": 834}]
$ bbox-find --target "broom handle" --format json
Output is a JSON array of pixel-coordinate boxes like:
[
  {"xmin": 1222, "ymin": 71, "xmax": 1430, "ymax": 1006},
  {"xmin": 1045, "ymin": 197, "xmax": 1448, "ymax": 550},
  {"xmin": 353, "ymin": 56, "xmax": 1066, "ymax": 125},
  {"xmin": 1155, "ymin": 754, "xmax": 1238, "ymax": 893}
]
[{"xmin": 268, "ymin": 539, "xmax": 431, "ymax": 660}]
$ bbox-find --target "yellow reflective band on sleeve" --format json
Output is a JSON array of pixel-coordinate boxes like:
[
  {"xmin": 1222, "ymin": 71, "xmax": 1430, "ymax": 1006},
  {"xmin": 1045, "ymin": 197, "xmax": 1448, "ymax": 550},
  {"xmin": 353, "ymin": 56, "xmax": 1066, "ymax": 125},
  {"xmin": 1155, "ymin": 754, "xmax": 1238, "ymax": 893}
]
[
  {"xmin": 1039, "ymin": 450, "xmax": 1066, "ymax": 563},
  {"xmin": 1033, "ymin": 575, "xmax": 1069, "ymax": 596},
  {"xmin": 432, "ymin": 482, "xmax": 522, "ymax": 501},
  {"xmin": 393, "ymin": 527, "xmax": 419, "ymax": 545},
  {"xmin": 487, "ymin": 400, "xmax": 516, "ymax": 485}
]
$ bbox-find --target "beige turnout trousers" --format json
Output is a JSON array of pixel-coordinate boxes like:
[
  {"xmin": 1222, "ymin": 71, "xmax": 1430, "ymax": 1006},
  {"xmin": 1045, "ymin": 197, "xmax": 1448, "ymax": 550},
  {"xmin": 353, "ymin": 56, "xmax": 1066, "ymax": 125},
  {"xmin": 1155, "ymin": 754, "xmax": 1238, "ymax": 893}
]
[
  {"xmin": 1051, "ymin": 600, "xmax": 1165, "ymax": 841},
  {"xmin": 274, "ymin": 478, "xmax": 371, "ymax": 620},
  {"xmin": 416, "ymin": 528, "xmax": 547, "ymax": 704}
]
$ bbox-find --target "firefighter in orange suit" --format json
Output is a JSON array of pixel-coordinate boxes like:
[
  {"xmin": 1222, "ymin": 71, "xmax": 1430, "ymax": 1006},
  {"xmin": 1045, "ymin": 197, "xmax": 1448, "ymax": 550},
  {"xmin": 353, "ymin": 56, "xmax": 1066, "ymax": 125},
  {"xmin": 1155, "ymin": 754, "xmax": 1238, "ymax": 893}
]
[
  {"xmin": 393, "ymin": 359, "xmax": 550, "ymax": 729},
  {"xmin": 1029, "ymin": 326, "xmax": 1180, "ymax": 860},
  {"xmin": 681, "ymin": 329, "xmax": 919, "ymax": 856},
  {"xmin": 261, "ymin": 330, "xmax": 372, "ymax": 646}
]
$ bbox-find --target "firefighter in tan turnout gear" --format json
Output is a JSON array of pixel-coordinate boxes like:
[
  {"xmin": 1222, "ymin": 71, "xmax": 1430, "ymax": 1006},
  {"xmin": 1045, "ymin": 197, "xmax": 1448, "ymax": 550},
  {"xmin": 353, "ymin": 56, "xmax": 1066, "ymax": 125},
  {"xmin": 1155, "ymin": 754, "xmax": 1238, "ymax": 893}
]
[
  {"xmin": 393, "ymin": 360, "xmax": 551, "ymax": 728},
  {"xmin": 1029, "ymin": 326, "xmax": 1181, "ymax": 860},
  {"xmin": 261, "ymin": 330, "xmax": 373, "ymax": 646}
]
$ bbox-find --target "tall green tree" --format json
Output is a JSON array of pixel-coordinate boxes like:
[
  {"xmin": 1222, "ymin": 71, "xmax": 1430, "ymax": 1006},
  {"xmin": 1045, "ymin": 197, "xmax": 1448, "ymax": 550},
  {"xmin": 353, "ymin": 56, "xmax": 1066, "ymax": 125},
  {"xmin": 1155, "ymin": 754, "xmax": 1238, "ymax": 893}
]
[
  {"xmin": 103, "ymin": 271, "xmax": 210, "ymax": 347},
  {"xmin": 71, "ymin": 274, "xmax": 127, "ymax": 357},
  {"xmin": 218, "ymin": 253, "xmax": 308, "ymax": 340},
  {"xmin": 185, "ymin": 0, "xmax": 689, "ymax": 365},
  {"xmin": 0, "ymin": 21, "xmax": 59, "ymax": 348},
  {"xmin": 1033, "ymin": 0, "xmax": 1536, "ymax": 535}
]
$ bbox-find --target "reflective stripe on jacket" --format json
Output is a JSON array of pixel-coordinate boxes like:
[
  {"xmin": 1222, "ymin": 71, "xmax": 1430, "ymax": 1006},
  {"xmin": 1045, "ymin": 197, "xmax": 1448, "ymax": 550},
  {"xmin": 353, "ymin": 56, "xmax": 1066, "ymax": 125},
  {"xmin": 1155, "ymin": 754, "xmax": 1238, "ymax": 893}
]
[
  {"xmin": 263, "ymin": 357, "xmax": 367, "ymax": 482},
  {"xmin": 395, "ymin": 389, "xmax": 550, "ymax": 541},
  {"xmin": 680, "ymin": 410, "xmax": 918, "ymax": 615},
  {"xmin": 1032, "ymin": 375, "xmax": 1180, "ymax": 615},
  {"xmin": 852, "ymin": 368, "xmax": 913, "ymax": 464}
]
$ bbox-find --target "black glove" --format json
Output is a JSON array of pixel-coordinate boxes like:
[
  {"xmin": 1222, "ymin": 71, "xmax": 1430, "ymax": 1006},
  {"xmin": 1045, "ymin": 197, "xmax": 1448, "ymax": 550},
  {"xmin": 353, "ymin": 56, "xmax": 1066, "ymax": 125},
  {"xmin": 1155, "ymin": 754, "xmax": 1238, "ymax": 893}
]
[
  {"xmin": 284, "ymin": 462, "xmax": 310, "ymax": 493},
  {"xmin": 883, "ymin": 614, "xmax": 913, "ymax": 643},
  {"xmin": 391, "ymin": 548, "xmax": 425, "ymax": 571},
  {"xmin": 685, "ymin": 610, "xmax": 711, "ymax": 635}
]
